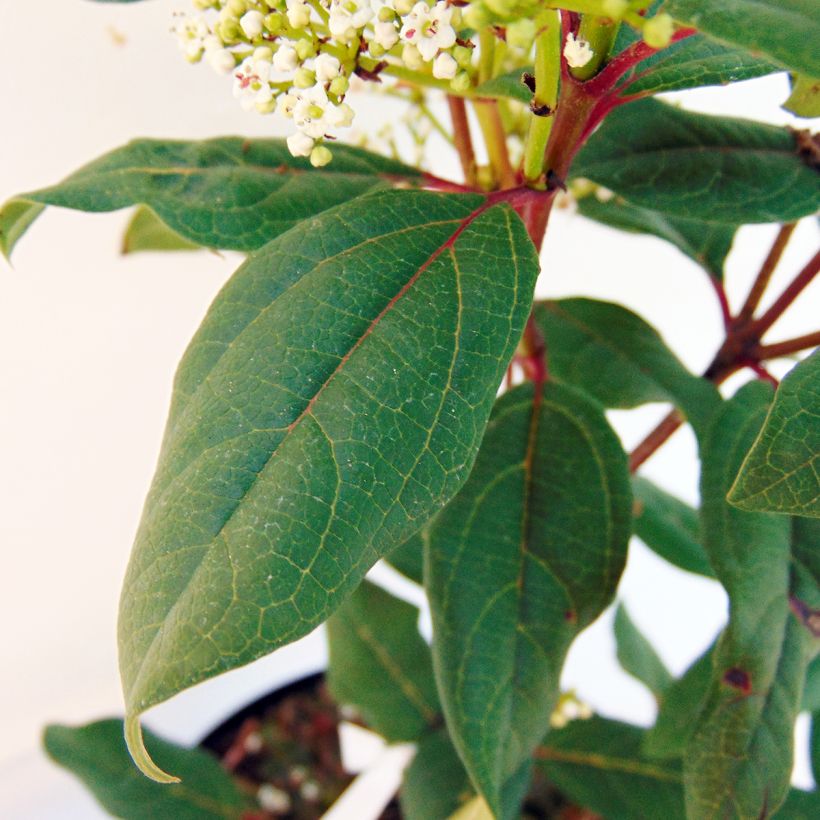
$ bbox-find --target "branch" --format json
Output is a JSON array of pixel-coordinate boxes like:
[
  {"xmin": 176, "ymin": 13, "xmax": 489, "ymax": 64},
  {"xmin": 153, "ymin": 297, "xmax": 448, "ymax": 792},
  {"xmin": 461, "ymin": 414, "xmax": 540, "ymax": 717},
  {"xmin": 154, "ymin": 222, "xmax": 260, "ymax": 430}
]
[
  {"xmin": 753, "ymin": 331, "xmax": 820, "ymax": 360},
  {"xmin": 447, "ymin": 95, "xmax": 477, "ymax": 187}
]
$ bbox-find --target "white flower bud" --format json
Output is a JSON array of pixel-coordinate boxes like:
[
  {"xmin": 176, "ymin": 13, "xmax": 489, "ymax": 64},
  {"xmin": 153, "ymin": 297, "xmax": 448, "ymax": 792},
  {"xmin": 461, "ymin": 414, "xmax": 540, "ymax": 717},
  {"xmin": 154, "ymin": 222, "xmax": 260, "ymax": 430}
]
[
  {"xmin": 207, "ymin": 47, "xmax": 236, "ymax": 74},
  {"xmin": 286, "ymin": 0, "xmax": 311, "ymax": 29},
  {"xmin": 314, "ymin": 53, "xmax": 342, "ymax": 83},
  {"xmin": 401, "ymin": 43, "xmax": 424, "ymax": 70},
  {"xmin": 373, "ymin": 21, "xmax": 399, "ymax": 50},
  {"xmin": 273, "ymin": 44, "xmax": 298, "ymax": 72},
  {"xmin": 563, "ymin": 32, "xmax": 594, "ymax": 68},
  {"xmin": 432, "ymin": 51, "xmax": 457, "ymax": 79},
  {"xmin": 277, "ymin": 93, "xmax": 298, "ymax": 117},
  {"xmin": 287, "ymin": 131, "xmax": 315, "ymax": 157},
  {"xmin": 240, "ymin": 10, "xmax": 264, "ymax": 39}
]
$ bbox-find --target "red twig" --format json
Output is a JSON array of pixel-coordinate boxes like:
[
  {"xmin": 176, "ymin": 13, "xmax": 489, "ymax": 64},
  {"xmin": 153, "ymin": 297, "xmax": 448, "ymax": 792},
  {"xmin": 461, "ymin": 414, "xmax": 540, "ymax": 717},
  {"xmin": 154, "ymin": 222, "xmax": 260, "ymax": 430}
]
[{"xmin": 753, "ymin": 331, "xmax": 820, "ymax": 360}]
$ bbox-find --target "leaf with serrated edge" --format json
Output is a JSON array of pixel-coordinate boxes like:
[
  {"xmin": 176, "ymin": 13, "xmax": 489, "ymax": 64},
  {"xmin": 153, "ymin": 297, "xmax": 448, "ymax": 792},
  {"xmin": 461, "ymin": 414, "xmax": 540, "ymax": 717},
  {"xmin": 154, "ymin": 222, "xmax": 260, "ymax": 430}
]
[
  {"xmin": 0, "ymin": 138, "xmax": 421, "ymax": 258},
  {"xmin": 614, "ymin": 604, "xmax": 674, "ymax": 702},
  {"xmin": 571, "ymin": 98, "xmax": 820, "ymax": 224},
  {"xmin": 118, "ymin": 189, "xmax": 539, "ymax": 780},
  {"xmin": 327, "ymin": 580, "xmax": 439, "ymax": 742},
  {"xmin": 533, "ymin": 298, "xmax": 720, "ymax": 435},
  {"xmin": 426, "ymin": 382, "xmax": 631, "ymax": 818},
  {"xmin": 686, "ymin": 381, "xmax": 819, "ymax": 819},
  {"xmin": 44, "ymin": 719, "xmax": 253, "ymax": 819},
  {"xmin": 665, "ymin": 0, "xmax": 820, "ymax": 77},
  {"xmin": 729, "ymin": 351, "xmax": 820, "ymax": 518}
]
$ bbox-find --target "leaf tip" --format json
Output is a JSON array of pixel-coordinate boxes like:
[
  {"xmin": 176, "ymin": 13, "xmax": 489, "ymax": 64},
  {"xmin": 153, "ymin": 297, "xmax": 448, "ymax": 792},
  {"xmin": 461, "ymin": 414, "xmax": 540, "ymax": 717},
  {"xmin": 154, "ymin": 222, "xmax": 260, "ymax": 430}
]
[{"xmin": 124, "ymin": 715, "xmax": 180, "ymax": 784}]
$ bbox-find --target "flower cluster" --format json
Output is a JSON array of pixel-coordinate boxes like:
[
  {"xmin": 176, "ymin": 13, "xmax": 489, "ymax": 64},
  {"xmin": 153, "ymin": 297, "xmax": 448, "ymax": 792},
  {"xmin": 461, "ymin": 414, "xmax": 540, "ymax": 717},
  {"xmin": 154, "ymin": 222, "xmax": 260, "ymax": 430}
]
[{"xmin": 172, "ymin": 0, "xmax": 469, "ymax": 165}]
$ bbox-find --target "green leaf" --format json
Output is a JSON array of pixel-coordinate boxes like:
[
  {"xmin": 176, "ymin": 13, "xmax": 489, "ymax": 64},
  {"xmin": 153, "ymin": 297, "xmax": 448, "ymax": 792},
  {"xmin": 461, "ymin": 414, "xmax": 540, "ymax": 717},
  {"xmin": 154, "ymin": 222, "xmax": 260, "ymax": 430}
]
[
  {"xmin": 117, "ymin": 189, "xmax": 539, "ymax": 780},
  {"xmin": 665, "ymin": 0, "xmax": 820, "ymax": 78},
  {"xmin": 121, "ymin": 207, "xmax": 202, "ymax": 255},
  {"xmin": 426, "ymin": 382, "xmax": 632, "ymax": 818},
  {"xmin": 327, "ymin": 580, "xmax": 439, "ymax": 742},
  {"xmin": 0, "ymin": 138, "xmax": 421, "ymax": 259},
  {"xmin": 803, "ymin": 655, "xmax": 820, "ymax": 712},
  {"xmin": 532, "ymin": 298, "xmax": 721, "ymax": 435},
  {"xmin": 43, "ymin": 719, "xmax": 253, "ymax": 819},
  {"xmin": 475, "ymin": 69, "xmax": 533, "ymax": 104},
  {"xmin": 386, "ymin": 532, "xmax": 425, "ymax": 585},
  {"xmin": 632, "ymin": 477, "xmax": 715, "ymax": 578},
  {"xmin": 643, "ymin": 644, "xmax": 715, "ymax": 760},
  {"xmin": 729, "ymin": 351, "xmax": 820, "ymax": 518},
  {"xmin": 619, "ymin": 34, "xmax": 780, "ymax": 97},
  {"xmin": 401, "ymin": 730, "xmax": 474, "ymax": 820},
  {"xmin": 576, "ymin": 195, "xmax": 735, "ymax": 279},
  {"xmin": 686, "ymin": 381, "xmax": 819, "ymax": 819},
  {"xmin": 614, "ymin": 604, "xmax": 675, "ymax": 702},
  {"xmin": 536, "ymin": 717, "xmax": 685, "ymax": 820},
  {"xmin": 783, "ymin": 75, "xmax": 820, "ymax": 118},
  {"xmin": 775, "ymin": 787, "xmax": 820, "ymax": 819},
  {"xmin": 571, "ymin": 98, "xmax": 820, "ymax": 224}
]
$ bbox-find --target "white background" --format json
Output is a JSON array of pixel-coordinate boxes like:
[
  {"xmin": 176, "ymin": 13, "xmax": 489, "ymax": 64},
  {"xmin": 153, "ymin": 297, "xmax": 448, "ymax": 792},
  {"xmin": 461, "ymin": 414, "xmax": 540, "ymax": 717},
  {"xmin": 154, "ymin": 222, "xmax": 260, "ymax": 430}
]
[{"xmin": 0, "ymin": 1, "xmax": 818, "ymax": 816}]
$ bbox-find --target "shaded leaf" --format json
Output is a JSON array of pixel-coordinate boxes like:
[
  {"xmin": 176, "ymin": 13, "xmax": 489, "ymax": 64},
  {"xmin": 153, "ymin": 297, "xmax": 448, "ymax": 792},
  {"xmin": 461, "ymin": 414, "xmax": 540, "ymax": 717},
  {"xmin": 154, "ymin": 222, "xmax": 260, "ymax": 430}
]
[
  {"xmin": 427, "ymin": 382, "xmax": 631, "ymax": 818},
  {"xmin": 571, "ymin": 98, "xmax": 820, "ymax": 224},
  {"xmin": 43, "ymin": 719, "xmax": 253, "ymax": 819},
  {"xmin": 386, "ymin": 532, "xmax": 425, "ymax": 586},
  {"xmin": 576, "ymin": 195, "xmax": 735, "ymax": 279},
  {"xmin": 729, "ymin": 351, "xmax": 820, "ymax": 518},
  {"xmin": 122, "ymin": 207, "xmax": 201, "ymax": 254},
  {"xmin": 665, "ymin": 0, "xmax": 820, "ymax": 77},
  {"xmin": 327, "ymin": 581, "xmax": 439, "ymax": 743},
  {"xmin": 783, "ymin": 75, "xmax": 820, "ymax": 118},
  {"xmin": 117, "ymin": 189, "xmax": 539, "ymax": 779},
  {"xmin": 536, "ymin": 717, "xmax": 685, "ymax": 820},
  {"xmin": 803, "ymin": 655, "xmax": 820, "ymax": 712},
  {"xmin": 614, "ymin": 603, "xmax": 675, "ymax": 702},
  {"xmin": 533, "ymin": 298, "xmax": 720, "ymax": 435},
  {"xmin": 475, "ymin": 69, "xmax": 533, "ymax": 104},
  {"xmin": 632, "ymin": 477, "xmax": 715, "ymax": 578},
  {"xmin": 0, "ymin": 138, "xmax": 421, "ymax": 258}
]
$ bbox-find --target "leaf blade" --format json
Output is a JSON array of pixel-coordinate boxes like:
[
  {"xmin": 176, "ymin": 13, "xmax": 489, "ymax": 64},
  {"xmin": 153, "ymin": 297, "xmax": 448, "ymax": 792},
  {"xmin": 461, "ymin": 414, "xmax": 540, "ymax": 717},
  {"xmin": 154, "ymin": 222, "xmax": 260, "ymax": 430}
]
[{"xmin": 614, "ymin": 603, "xmax": 675, "ymax": 702}]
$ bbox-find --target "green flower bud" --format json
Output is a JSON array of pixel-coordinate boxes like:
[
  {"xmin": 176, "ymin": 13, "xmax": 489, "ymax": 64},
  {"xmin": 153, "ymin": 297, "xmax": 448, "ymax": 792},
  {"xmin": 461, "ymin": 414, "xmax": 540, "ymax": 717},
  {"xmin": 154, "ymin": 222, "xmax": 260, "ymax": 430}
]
[
  {"xmin": 393, "ymin": 0, "xmax": 415, "ymax": 15},
  {"xmin": 227, "ymin": 0, "xmax": 248, "ymax": 16},
  {"xmin": 463, "ymin": 4, "xmax": 491, "ymax": 31},
  {"xmin": 218, "ymin": 19, "xmax": 243, "ymax": 43},
  {"xmin": 602, "ymin": 0, "xmax": 628, "ymax": 19},
  {"xmin": 484, "ymin": 0, "xmax": 518, "ymax": 19},
  {"xmin": 329, "ymin": 75, "xmax": 349, "ymax": 96},
  {"xmin": 295, "ymin": 37, "xmax": 316, "ymax": 60},
  {"xmin": 310, "ymin": 145, "xmax": 333, "ymax": 168},
  {"xmin": 264, "ymin": 13, "xmax": 284, "ymax": 34},
  {"xmin": 256, "ymin": 97, "xmax": 277, "ymax": 114},
  {"xmin": 451, "ymin": 72, "xmax": 471, "ymax": 93},
  {"xmin": 377, "ymin": 7, "xmax": 396, "ymax": 22},
  {"xmin": 369, "ymin": 42, "xmax": 386, "ymax": 58},
  {"xmin": 453, "ymin": 45, "xmax": 472, "ymax": 68},
  {"xmin": 506, "ymin": 18, "xmax": 535, "ymax": 49},
  {"xmin": 294, "ymin": 67, "xmax": 316, "ymax": 88},
  {"xmin": 643, "ymin": 13, "xmax": 674, "ymax": 49}
]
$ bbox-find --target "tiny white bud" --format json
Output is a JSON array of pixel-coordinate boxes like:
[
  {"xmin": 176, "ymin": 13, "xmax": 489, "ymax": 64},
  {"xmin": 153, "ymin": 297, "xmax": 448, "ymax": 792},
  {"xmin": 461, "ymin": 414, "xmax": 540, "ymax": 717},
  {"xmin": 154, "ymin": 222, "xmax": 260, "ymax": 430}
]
[
  {"xmin": 273, "ymin": 44, "xmax": 298, "ymax": 72},
  {"xmin": 432, "ymin": 51, "xmax": 457, "ymax": 80},
  {"xmin": 401, "ymin": 43, "xmax": 424, "ymax": 71},
  {"xmin": 207, "ymin": 48, "xmax": 236, "ymax": 74},
  {"xmin": 287, "ymin": 131, "xmax": 315, "ymax": 157},
  {"xmin": 373, "ymin": 20, "xmax": 399, "ymax": 50},
  {"xmin": 240, "ymin": 10, "xmax": 264, "ymax": 39},
  {"xmin": 314, "ymin": 53, "xmax": 341, "ymax": 83},
  {"xmin": 257, "ymin": 784, "xmax": 291, "ymax": 813},
  {"xmin": 563, "ymin": 32, "xmax": 594, "ymax": 69},
  {"xmin": 300, "ymin": 780, "xmax": 321, "ymax": 801},
  {"xmin": 286, "ymin": 0, "xmax": 311, "ymax": 29}
]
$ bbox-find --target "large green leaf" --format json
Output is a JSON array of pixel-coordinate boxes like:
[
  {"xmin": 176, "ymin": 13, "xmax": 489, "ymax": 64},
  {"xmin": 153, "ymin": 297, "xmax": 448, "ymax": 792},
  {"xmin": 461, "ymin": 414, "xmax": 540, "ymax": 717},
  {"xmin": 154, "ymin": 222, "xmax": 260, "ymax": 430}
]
[
  {"xmin": 619, "ymin": 34, "xmax": 779, "ymax": 97},
  {"xmin": 614, "ymin": 603, "xmax": 674, "ymax": 702},
  {"xmin": 576, "ymin": 195, "xmax": 736, "ymax": 279},
  {"xmin": 571, "ymin": 99, "xmax": 820, "ymax": 224},
  {"xmin": 327, "ymin": 581, "xmax": 439, "ymax": 742},
  {"xmin": 729, "ymin": 351, "xmax": 820, "ymax": 518},
  {"xmin": 43, "ymin": 719, "xmax": 253, "ymax": 819},
  {"xmin": 0, "ymin": 138, "xmax": 421, "ymax": 259},
  {"xmin": 117, "ymin": 189, "xmax": 539, "ymax": 780},
  {"xmin": 665, "ymin": 0, "xmax": 820, "ymax": 78},
  {"xmin": 685, "ymin": 382, "xmax": 819, "ymax": 819},
  {"xmin": 536, "ymin": 717, "xmax": 686, "ymax": 820},
  {"xmin": 532, "ymin": 298, "xmax": 720, "ymax": 435},
  {"xmin": 632, "ymin": 477, "xmax": 715, "ymax": 578},
  {"xmin": 121, "ymin": 207, "xmax": 201, "ymax": 255},
  {"xmin": 386, "ymin": 532, "xmax": 425, "ymax": 586},
  {"xmin": 426, "ymin": 382, "xmax": 632, "ymax": 818}
]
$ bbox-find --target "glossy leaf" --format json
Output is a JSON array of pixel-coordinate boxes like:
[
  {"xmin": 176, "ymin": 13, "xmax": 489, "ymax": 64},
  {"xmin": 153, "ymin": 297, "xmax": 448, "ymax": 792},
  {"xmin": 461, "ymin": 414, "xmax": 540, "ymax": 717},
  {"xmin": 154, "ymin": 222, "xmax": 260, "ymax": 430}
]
[
  {"xmin": 686, "ymin": 382, "xmax": 819, "ymax": 819},
  {"xmin": 532, "ymin": 298, "xmax": 720, "ymax": 435},
  {"xmin": 614, "ymin": 604, "xmax": 674, "ymax": 702},
  {"xmin": 43, "ymin": 719, "xmax": 253, "ymax": 819},
  {"xmin": 386, "ymin": 532, "xmax": 425, "ymax": 586},
  {"xmin": 327, "ymin": 581, "xmax": 439, "ymax": 743},
  {"xmin": 632, "ymin": 477, "xmax": 715, "ymax": 578},
  {"xmin": 118, "ymin": 189, "xmax": 539, "ymax": 779},
  {"xmin": 121, "ymin": 207, "xmax": 201, "ymax": 255},
  {"xmin": 427, "ymin": 382, "xmax": 632, "ymax": 818},
  {"xmin": 536, "ymin": 717, "xmax": 685, "ymax": 820},
  {"xmin": 729, "ymin": 351, "xmax": 820, "ymax": 518},
  {"xmin": 0, "ymin": 138, "xmax": 421, "ymax": 259},
  {"xmin": 571, "ymin": 99, "xmax": 820, "ymax": 224},
  {"xmin": 665, "ymin": 0, "xmax": 820, "ymax": 77},
  {"xmin": 576, "ymin": 195, "xmax": 735, "ymax": 279}
]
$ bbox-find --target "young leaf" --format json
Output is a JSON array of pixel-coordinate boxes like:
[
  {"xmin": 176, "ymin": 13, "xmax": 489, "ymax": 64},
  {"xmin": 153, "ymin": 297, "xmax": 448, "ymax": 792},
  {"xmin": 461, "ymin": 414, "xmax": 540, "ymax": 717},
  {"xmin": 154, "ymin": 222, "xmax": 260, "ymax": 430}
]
[
  {"xmin": 571, "ymin": 99, "xmax": 820, "ymax": 224},
  {"xmin": 532, "ymin": 298, "xmax": 720, "ymax": 435},
  {"xmin": 784, "ymin": 75, "xmax": 820, "ymax": 118},
  {"xmin": 614, "ymin": 604, "xmax": 675, "ymax": 702},
  {"xmin": 43, "ymin": 719, "xmax": 253, "ymax": 819},
  {"xmin": 729, "ymin": 351, "xmax": 820, "ymax": 518},
  {"xmin": 576, "ymin": 195, "xmax": 736, "ymax": 279},
  {"xmin": 117, "ymin": 189, "xmax": 539, "ymax": 779},
  {"xmin": 536, "ymin": 717, "xmax": 685, "ymax": 820},
  {"xmin": 327, "ymin": 581, "xmax": 439, "ymax": 742},
  {"xmin": 121, "ymin": 207, "xmax": 201, "ymax": 255},
  {"xmin": 475, "ymin": 69, "xmax": 534, "ymax": 104},
  {"xmin": 386, "ymin": 532, "xmax": 425, "ymax": 586},
  {"xmin": 0, "ymin": 138, "xmax": 421, "ymax": 259},
  {"xmin": 686, "ymin": 382, "xmax": 818, "ymax": 819},
  {"xmin": 665, "ymin": 0, "xmax": 820, "ymax": 78},
  {"xmin": 426, "ymin": 382, "xmax": 632, "ymax": 818},
  {"xmin": 632, "ymin": 477, "xmax": 715, "ymax": 579}
]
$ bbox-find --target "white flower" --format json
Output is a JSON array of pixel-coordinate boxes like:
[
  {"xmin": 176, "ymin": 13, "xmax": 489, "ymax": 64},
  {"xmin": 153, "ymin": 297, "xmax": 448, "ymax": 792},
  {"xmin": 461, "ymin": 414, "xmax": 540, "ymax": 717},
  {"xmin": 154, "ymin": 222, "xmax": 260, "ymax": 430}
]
[
  {"xmin": 273, "ymin": 43, "xmax": 298, "ymax": 72},
  {"xmin": 286, "ymin": 0, "xmax": 312, "ymax": 29},
  {"xmin": 233, "ymin": 55, "xmax": 273, "ymax": 111},
  {"xmin": 328, "ymin": 0, "xmax": 374, "ymax": 42},
  {"xmin": 172, "ymin": 13, "xmax": 210, "ymax": 61},
  {"xmin": 314, "ymin": 53, "xmax": 342, "ymax": 83},
  {"xmin": 373, "ymin": 20, "xmax": 399, "ymax": 50},
  {"xmin": 564, "ymin": 32, "xmax": 594, "ymax": 68},
  {"xmin": 240, "ymin": 10, "xmax": 265, "ymax": 39},
  {"xmin": 287, "ymin": 131, "xmax": 315, "ymax": 157},
  {"xmin": 206, "ymin": 46, "xmax": 236, "ymax": 74},
  {"xmin": 401, "ymin": 1, "xmax": 456, "ymax": 63},
  {"xmin": 432, "ymin": 51, "xmax": 457, "ymax": 79}
]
